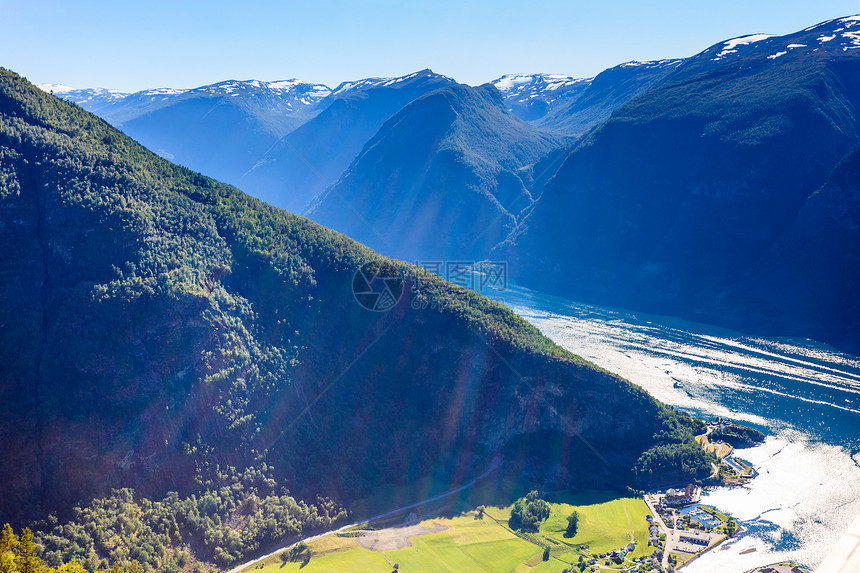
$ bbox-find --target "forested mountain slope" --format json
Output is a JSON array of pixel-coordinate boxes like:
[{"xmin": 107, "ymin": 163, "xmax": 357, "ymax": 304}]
[{"xmin": 0, "ymin": 66, "xmax": 709, "ymax": 562}]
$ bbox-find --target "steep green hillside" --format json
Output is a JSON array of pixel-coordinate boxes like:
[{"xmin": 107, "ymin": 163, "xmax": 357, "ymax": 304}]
[{"xmin": 0, "ymin": 68, "xmax": 709, "ymax": 569}]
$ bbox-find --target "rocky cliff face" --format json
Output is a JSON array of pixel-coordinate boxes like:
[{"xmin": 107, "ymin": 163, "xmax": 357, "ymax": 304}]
[{"xmin": 736, "ymin": 144, "xmax": 860, "ymax": 351}]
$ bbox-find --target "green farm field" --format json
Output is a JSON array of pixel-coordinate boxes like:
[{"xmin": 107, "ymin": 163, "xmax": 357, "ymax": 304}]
[{"xmin": 243, "ymin": 493, "xmax": 656, "ymax": 573}]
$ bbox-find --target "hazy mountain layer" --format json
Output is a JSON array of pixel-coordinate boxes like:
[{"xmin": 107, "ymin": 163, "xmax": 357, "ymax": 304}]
[
  {"xmin": 239, "ymin": 70, "xmax": 457, "ymax": 212},
  {"xmin": 308, "ymin": 83, "xmax": 564, "ymax": 261}
]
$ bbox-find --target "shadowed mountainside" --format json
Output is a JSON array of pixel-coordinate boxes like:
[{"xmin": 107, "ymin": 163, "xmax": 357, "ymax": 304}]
[
  {"xmin": 500, "ymin": 17, "xmax": 860, "ymax": 353},
  {"xmin": 308, "ymin": 83, "xmax": 564, "ymax": 261}
]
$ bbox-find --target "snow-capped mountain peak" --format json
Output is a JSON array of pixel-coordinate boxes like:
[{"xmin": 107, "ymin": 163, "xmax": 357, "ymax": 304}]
[
  {"xmin": 331, "ymin": 69, "xmax": 451, "ymax": 96},
  {"xmin": 706, "ymin": 14, "xmax": 860, "ymax": 63},
  {"xmin": 36, "ymin": 77, "xmax": 337, "ymax": 128},
  {"xmin": 157, "ymin": 79, "xmax": 334, "ymax": 109},
  {"xmin": 492, "ymin": 73, "xmax": 592, "ymax": 107},
  {"xmin": 494, "ymin": 73, "xmax": 591, "ymax": 92},
  {"xmin": 36, "ymin": 85, "xmax": 130, "ymax": 107},
  {"xmin": 266, "ymin": 79, "xmax": 332, "ymax": 97},
  {"xmin": 138, "ymin": 87, "xmax": 186, "ymax": 96}
]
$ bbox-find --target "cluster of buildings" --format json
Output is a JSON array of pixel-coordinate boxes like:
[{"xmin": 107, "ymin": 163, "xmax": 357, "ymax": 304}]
[
  {"xmin": 676, "ymin": 530, "xmax": 711, "ymax": 553},
  {"xmin": 593, "ymin": 541, "xmax": 638, "ymax": 565},
  {"xmin": 644, "ymin": 484, "xmax": 735, "ymax": 571},
  {"xmin": 584, "ymin": 541, "xmax": 662, "ymax": 572},
  {"xmin": 661, "ymin": 484, "xmax": 701, "ymax": 508},
  {"xmin": 647, "ymin": 515, "xmax": 661, "ymax": 546}
]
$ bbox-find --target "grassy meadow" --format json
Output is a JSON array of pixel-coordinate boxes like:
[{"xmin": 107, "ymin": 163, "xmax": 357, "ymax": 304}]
[{"xmin": 243, "ymin": 492, "xmax": 656, "ymax": 573}]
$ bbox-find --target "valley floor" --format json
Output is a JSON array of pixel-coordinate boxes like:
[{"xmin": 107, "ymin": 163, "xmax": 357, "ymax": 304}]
[{"xmin": 239, "ymin": 493, "xmax": 663, "ymax": 573}]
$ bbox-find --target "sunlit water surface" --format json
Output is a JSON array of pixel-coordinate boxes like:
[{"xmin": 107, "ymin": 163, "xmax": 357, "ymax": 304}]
[{"xmin": 489, "ymin": 285, "xmax": 860, "ymax": 572}]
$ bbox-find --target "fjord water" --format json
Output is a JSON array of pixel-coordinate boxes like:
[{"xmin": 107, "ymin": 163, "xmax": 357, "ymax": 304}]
[{"xmin": 489, "ymin": 285, "xmax": 860, "ymax": 572}]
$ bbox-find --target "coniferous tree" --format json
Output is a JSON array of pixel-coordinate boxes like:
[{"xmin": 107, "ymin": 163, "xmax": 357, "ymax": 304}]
[
  {"xmin": 0, "ymin": 524, "xmax": 18, "ymax": 573},
  {"xmin": 0, "ymin": 525, "xmax": 17, "ymax": 553},
  {"xmin": 15, "ymin": 529, "xmax": 42, "ymax": 573}
]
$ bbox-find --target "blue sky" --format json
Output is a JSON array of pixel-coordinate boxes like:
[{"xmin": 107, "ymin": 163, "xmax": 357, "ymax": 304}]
[{"xmin": 5, "ymin": 0, "xmax": 860, "ymax": 91}]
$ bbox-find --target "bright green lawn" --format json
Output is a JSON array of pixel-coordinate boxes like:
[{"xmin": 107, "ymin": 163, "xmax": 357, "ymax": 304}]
[
  {"xmin": 483, "ymin": 493, "xmax": 652, "ymax": 558},
  {"xmin": 254, "ymin": 543, "xmax": 389, "ymax": 572},
  {"xmin": 245, "ymin": 493, "xmax": 655, "ymax": 573},
  {"xmin": 539, "ymin": 494, "xmax": 653, "ymax": 558},
  {"xmin": 388, "ymin": 534, "xmax": 540, "ymax": 573}
]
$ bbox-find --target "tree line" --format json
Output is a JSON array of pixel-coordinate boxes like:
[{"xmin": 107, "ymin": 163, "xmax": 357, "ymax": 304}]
[
  {"xmin": 29, "ymin": 467, "xmax": 346, "ymax": 573},
  {"xmin": 1, "ymin": 524, "xmax": 144, "ymax": 573}
]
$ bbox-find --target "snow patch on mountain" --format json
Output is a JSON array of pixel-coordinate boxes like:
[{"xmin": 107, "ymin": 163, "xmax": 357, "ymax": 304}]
[
  {"xmin": 617, "ymin": 59, "xmax": 684, "ymax": 70},
  {"xmin": 843, "ymin": 31, "xmax": 860, "ymax": 47},
  {"xmin": 714, "ymin": 34, "xmax": 775, "ymax": 59},
  {"xmin": 706, "ymin": 14, "xmax": 860, "ymax": 63},
  {"xmin": 140, "ymin": 88, "xmax": 186, "ymax": 96},
  {"xmin": 267, "ymin": 79, "xmax": 302, "ymax": 90},
  {"xmin": 492, "ymin": 73, "xmax": 592, "ymax": 106},
  {"xmin": 495, "ymin": 74, "xmax": 547, "ymax": 90},
  {"xmin": 37, "ymin": 85, "xmax": 130, "ymax": 106},
  {"xmin": 331, "ymin": 70, "xmax": 449, "ymax": 96},
  {"xmin": 266, "ymin": 79, "xmax": 332, "ymax": 97},
  {"xmin": 35, "ymin": 83, "xmax": 78, "ymax": 94},
  {"xmin": 332, "ymin": 76, "xmax": 398, "ymax": 94},
  {"xmin": 798, "ymin": 15, "xmax": 860, "ymax": 49}
]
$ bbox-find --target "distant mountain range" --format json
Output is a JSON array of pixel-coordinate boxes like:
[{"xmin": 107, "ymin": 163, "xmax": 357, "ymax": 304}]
[
  {"xmin": 239, "ymin": 69, "xmax": 456, "ymax": 212},
  {"xmin": 492, "ymin": 59, "xmax": 683, "ymax": 136},
  {"xmin": 40, "ymin": 79, "xmax": 331, "ymax": 194},
  {"xmin": 39, "ymin": 14, "xmax": 860, "ymax": 353}
]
